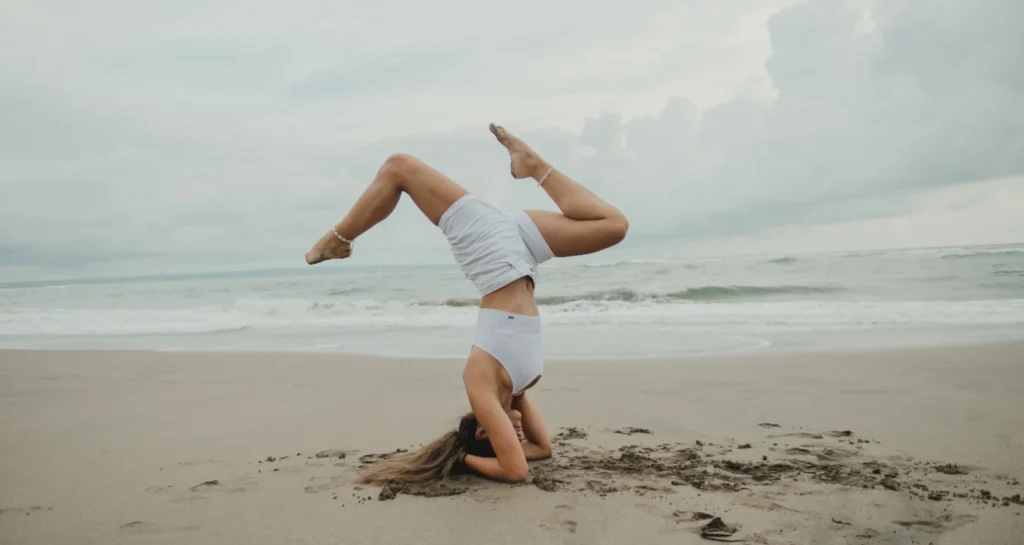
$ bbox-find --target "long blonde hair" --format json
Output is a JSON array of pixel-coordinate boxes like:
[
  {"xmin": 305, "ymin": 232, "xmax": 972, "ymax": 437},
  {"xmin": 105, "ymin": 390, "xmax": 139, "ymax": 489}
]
[{"xmin": 357, "ymin": 412, "xmax": 494, "ymax": 485}]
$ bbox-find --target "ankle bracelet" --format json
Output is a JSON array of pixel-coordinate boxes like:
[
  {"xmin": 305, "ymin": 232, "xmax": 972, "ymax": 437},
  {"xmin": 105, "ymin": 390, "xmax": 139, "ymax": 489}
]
[
  {"xmin": 538, "ymin": 166, "xmax": 553, "ymax": 187},
  {"xmin": 332, "ymin": 228, "xmax": 353, "ymax": 245}
]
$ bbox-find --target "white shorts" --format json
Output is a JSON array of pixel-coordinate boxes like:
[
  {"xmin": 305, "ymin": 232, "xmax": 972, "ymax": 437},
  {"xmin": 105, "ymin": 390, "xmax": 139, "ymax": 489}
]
[{"xmin": 439, "ymin": 195, "xmax": 554, "ymax": 296}]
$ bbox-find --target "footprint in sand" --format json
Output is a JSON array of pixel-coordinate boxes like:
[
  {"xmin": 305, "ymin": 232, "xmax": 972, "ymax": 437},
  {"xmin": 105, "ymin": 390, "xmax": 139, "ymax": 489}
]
[
  {"xmin": 191, "ymin": 477, "xmax": 257, "ymax": 495},
  {"xmin": 672, "ymin": 510, "xmax": 716, "ymax": 522},
  {"xmin": 783, "ymin": 445, "xmax": 860, "ymax": 461},
  {"xmin": 768, "ymin": 432, "xmax": 825, "ymax": 440},
  {"xmin": 177, "ymin": 458, "xmax": 231, "ymax": 467},
  {"xmin": 541, "ymin": 518, "xmax": 579, "ymax": 535},
  {"xmin": 145, "ymin": 485, "xmax": 175, "ymax": 495},
  {"xmin": 613, "ymin": 427, "xmax": 653, "ymax": 436},
  {"xmin": 146, "ymin": 477, "xmax": 257, "ymax": 503},
  {"xmin": 118, "ymin": 521, "xmax": 200, "ymax": 535},
  {"xmin": 190, "ymin": 480, "xmax": 221, "ymax": 492},
  {"xmin": 314, "ymin": 449, "xmax": 349, "ymax": 460},
  {"xmin": 539, "ymin": 504, "xmax": 580, "ymax": 535},
  {"xmin": 304, "ymin": 474, "xmax": 350, "ymax": 494},
  {"xmin": 0, "ymin": 506, "xmax": 52, "ymax": 516},
  {"xmin": 893, "ymin": 514, "xmax": 979, "ymax": 534}
]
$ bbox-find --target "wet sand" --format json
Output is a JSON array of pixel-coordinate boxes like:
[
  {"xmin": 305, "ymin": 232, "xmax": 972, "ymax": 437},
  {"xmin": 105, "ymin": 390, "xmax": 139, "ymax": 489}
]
[{"xmin": 1, "ymin": 343, "xmax": 1022, "ymax": 544}]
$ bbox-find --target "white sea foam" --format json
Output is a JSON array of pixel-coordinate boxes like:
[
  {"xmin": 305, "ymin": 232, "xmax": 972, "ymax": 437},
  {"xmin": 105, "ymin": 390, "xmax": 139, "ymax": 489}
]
[
  {"xmin": 2, "ymin": 244, "xmax": 1022, "ymax": 355},
  {"xmin": 2, "ymin": 297, "xmax": 1022, "ymax": 337}
]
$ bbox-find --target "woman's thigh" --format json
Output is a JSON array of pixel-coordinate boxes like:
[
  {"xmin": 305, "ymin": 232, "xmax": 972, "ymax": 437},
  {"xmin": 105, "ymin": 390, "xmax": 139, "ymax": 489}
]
[
  {"xmin": 522, "ymin": 210, "xmax": 624, "ymax": 258},
  {"xmin": 391, "ymin": 154, "xmax": 469, "ymax": 226}
]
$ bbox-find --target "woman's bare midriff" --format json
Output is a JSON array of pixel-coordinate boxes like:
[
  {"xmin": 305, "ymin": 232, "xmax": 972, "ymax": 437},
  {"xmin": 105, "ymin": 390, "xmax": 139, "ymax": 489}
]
[
  {"xmin": 479, "ymin": 276, "xmax": 539, "ymax": 316},
  {"xmin": 475, "ymin": 276, "xmax": 541, "ymax": 407}
]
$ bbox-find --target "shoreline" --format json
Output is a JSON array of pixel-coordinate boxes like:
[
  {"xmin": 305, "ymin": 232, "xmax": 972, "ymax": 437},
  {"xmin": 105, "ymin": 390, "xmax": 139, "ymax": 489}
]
[{"xmin": 3, "ymin": 334, "xmax": 1023, "ymax": 362}]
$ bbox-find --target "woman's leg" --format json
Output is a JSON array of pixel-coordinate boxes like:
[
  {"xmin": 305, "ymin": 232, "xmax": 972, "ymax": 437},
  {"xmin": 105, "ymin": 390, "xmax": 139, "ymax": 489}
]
[
  {"xmin": 306, "ymin": 153, "xmax": 469, "ymax": 264},
  {"xmin": 489, "ymin": 124, "xmax": 628, "ymax": 257}
]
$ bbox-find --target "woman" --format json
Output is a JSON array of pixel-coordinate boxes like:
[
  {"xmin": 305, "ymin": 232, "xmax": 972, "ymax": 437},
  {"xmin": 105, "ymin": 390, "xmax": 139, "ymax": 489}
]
[{"xmin": 305, "ymin": 124, "xmax": 628, "ymax": 483}]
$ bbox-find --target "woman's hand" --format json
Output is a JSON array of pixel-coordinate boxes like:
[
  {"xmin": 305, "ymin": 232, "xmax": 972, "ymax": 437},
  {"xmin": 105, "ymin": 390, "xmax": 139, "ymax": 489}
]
[
  {"xmin": 510, "ymin": 393, "xmax": 553, "ymax": 460},
  {"xmin": 508, "ymin": 409, "xmax": 526, "ymax": 442}
]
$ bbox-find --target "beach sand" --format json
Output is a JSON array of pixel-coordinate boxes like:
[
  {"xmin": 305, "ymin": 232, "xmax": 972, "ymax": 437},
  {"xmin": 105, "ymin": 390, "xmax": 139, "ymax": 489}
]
[{"xmin": 1, "ymin": 344, "xmax": 1022, "ymax": 544}]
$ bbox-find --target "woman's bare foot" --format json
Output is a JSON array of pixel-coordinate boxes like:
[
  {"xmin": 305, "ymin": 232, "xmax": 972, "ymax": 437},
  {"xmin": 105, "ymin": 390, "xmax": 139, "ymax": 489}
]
[
  {"xmin": 305, "ymin": 229, "xmax": 352, "ymax": 265},
  {"xmin": 489, "ymin": 123, "xmax": 549, "ymax": 180}
]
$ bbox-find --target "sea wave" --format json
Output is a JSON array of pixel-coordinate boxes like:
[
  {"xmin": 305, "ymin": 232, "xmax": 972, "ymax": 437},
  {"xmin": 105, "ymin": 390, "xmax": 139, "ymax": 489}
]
[
  {"xmin": 940, "ymin": 248, "xmax": 1024, "ymax": 260},
  {"xmin": 427, "ymin": 285, "xmax": 846, "ymax": 308},
  {"xmin": 3, "ymin": 296, "xmax": 1023, "ymax": 337},
  {"xmin": 581, "ymin": 258, "xmax": 681, "ymax": 269}
]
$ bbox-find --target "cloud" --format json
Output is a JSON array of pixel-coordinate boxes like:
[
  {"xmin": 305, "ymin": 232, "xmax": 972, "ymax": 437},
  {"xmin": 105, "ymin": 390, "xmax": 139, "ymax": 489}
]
[
  {"xmin": 548, "ymin": 0, "xmax": 1024, "ymax": 236},
  {"xmin": 0, "ymin": 0, "xmax": 1021, "ymax": 281},
  {"xmin": 678, "ymin": 175, "xmax": 1024, "ymax": 257}
]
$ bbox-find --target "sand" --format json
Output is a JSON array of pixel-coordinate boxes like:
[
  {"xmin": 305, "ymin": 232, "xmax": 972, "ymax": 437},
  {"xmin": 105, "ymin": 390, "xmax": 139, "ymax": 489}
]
[{"xmin": 1, "ymin": 343, "xmax": 1022, "ymax": 544}]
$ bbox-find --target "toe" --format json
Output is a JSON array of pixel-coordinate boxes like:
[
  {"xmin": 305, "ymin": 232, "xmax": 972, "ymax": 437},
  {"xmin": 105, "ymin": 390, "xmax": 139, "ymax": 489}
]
[
  {"xmin": 489, "ymin": 123, "xmax": 508, "ymax": 143},
  {"xmin": 307, "ymin": 248, "xmax": 327, "ymax": 264}
]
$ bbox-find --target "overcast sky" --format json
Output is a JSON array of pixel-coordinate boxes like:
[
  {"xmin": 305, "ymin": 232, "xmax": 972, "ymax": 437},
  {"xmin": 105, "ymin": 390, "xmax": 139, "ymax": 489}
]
[{"xmin": 2, "ymin": 0, "xmax": 1022, "ymax": 281}]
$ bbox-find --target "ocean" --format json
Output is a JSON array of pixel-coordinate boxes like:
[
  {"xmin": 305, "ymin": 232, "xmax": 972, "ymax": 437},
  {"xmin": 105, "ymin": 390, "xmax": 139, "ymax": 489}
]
[{"xmin": 1, "ymin": 244, "xmax": 1022, "ymax": 358}]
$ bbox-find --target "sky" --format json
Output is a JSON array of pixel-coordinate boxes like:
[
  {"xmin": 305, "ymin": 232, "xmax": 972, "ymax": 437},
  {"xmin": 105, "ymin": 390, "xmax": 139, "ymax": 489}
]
[{"xmin": 2, "ymin": 0, "xmax": 1023, "ymax": 281}]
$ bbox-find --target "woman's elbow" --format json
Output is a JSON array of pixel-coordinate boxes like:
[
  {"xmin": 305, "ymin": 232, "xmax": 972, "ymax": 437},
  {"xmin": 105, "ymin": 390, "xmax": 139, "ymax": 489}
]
[
  {"xmin": 506, "ymin": 466, "xmax": 530, "ymax": 483},
  {"xmin": 604, "ymin": 213, "xmax": 629, "ymax": 246},
  {"xmin": 537, "ymin": 443, "xmax": 553, "ymax": 459}
]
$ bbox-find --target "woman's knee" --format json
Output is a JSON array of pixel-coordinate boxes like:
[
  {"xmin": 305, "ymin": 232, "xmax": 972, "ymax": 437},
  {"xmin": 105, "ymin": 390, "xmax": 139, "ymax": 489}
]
[
  {"xmin": 379, "ymin": 153, "xmax": 422, "ymax": 182},
  {"xmin": 605, "ymin": 212, "xmax": 629, "ymax": 246}
]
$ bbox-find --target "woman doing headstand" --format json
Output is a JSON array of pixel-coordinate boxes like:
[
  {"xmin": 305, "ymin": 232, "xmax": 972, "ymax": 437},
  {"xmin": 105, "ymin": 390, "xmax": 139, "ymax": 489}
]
[{"xmin": 305, "ymin": 124, "xmax": 628, "ymax": 484}]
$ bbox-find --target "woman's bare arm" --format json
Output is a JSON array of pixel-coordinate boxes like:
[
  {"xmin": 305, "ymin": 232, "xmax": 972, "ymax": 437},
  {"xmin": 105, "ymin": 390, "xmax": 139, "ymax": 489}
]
[{"xmin": 463, "ymin": 363, "xmax": 530, "ymax": 482}]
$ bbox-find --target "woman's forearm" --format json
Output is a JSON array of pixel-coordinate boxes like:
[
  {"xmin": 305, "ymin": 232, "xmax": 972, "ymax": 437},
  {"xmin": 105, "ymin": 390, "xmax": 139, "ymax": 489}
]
[
  {"xmin": 463, "ymin": 454, "xmax": 528, "ymax": 482},
  {"xmin": 521, "ymin": 441, "xmax": 552, "ymax": 460}
]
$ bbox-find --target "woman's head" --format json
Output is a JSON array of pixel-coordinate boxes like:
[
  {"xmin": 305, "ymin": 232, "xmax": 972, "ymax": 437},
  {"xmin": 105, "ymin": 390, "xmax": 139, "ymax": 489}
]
[
  {"xmin": 457, "ymin": 412, "xmax": 496, "ymax": 458},
  {"xmin": 357, "ymin": 411, "xmax": 494, "ymax": 486}
]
